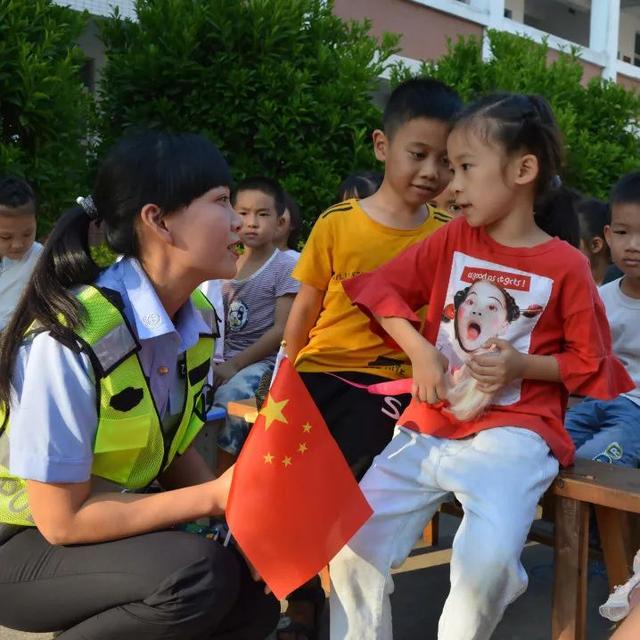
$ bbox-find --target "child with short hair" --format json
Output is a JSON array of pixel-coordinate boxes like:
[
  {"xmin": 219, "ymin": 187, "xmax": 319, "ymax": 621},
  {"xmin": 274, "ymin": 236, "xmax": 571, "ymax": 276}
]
[
  {"xmin": 214, "ymin": 176, "xmax": 299, "ymax": 474},
  {"xmin": 0, "ymin": 177, "xmax": 43, "ymax": 330},
  {"xmin": 330, "ymin": 93, "xmax": 632, "ymax": 640},
  {"xmin": 274, "ymin": 191, "xmax": 302, "ymax": 260},
  {"xmin": 279, "ymin": 77, "xmax": 461, "ymax": 640},
  {"xmin": 431, "ymin": 185, "xmax": 462, "ymax": 217},
  {"xmin": 565, "ymin": 172, "xmax": 640, "ymax": 467},
  {"xmin": 285, "ymin": 78, "xmax": 461, "ymax": 477},
  {"xmin": 577, "ymin": 197, "xmax": 612, "ymax": 284},
  {"xmin": 337, "ymin": 170, "xmax": 383, "ymax": 201}
]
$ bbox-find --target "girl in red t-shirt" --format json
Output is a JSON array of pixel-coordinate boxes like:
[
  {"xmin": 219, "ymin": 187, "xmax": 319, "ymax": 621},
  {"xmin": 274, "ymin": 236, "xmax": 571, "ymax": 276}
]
[{"xmin": 329, "ymin": 93, "xmax": 632, "ymax": 640}]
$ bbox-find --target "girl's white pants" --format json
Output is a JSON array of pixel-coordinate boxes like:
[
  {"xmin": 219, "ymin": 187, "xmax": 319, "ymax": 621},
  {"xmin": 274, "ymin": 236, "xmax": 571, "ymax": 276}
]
[{"xmin": 329, "ymin": 426, "xmax": 559, "ymax": 640}]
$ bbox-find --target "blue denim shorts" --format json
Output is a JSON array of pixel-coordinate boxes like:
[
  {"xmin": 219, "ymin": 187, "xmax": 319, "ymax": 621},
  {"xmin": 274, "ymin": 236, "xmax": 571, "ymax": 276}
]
[{"xmin": 214, "ymin": 361, "xmax": 273, "ymax": 455}]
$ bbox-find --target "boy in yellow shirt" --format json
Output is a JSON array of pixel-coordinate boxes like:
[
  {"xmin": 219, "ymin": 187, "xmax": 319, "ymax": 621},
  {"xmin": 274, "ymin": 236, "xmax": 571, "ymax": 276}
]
[{"xmin": 279, "ymin": 78, "xmax": 461, "ymax": 640}]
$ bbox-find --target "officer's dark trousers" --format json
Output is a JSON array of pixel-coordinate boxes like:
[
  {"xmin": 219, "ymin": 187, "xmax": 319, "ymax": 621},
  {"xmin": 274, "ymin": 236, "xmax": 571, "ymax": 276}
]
[{"xmin": 0, "ymin": 528, "xmax": 279, "ymax": 639}]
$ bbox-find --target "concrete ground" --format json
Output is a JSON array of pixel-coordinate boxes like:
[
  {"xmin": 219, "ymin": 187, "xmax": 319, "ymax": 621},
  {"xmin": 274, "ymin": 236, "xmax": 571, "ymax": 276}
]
[
  {"xmin": 314, "ymin": 513, "xmax": 615, "ymax": 639},
  {"xmin": 0, "ymin": 514, "xmax": 617, "ymax": 639}
]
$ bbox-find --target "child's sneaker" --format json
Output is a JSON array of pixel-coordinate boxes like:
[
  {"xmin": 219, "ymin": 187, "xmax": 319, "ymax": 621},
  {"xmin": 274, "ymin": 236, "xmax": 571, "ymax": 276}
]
[{"xmin": 599, "ymin": 550, "xmax": 640, "ymax": 622}]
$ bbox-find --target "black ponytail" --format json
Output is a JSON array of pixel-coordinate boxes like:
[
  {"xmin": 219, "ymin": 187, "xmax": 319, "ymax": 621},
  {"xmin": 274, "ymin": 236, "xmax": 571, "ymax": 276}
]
[
  {"xmin": 0, "ymin": 205, "xmax": 99, "ymax": 405},
  {"xmin": 534, "ymin": 185, "xmax": 582, "ymax": 248},
  {"xmin": 454, "ymin": 93, "xmax": 580, "ymax": 246},
  {"xmin": 0, "ymin": 130, "xmax": 232, "ymax": 408}
]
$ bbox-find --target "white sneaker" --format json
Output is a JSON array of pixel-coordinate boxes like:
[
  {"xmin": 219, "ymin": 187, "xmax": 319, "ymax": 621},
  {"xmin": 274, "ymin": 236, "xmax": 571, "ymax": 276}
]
[{"xmin": 600, "ymin": 550, "xmax": 640, "ymax": 622}]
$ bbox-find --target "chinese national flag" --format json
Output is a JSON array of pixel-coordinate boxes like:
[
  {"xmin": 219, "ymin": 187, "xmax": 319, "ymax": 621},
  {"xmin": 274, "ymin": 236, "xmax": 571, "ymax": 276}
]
[{"xmin": 226, "ymin": 356, "xmax": 373, "ymax": 600}]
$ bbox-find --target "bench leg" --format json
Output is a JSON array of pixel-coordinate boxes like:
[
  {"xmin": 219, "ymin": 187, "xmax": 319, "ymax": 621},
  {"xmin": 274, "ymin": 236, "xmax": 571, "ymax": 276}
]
[
  {"xmin": 596, "ymin": 505, "xmax": 634, "ymax": 591},
  {"xmin": 552, "ymin": 496, "xmax": 589, "ymax": 640}
]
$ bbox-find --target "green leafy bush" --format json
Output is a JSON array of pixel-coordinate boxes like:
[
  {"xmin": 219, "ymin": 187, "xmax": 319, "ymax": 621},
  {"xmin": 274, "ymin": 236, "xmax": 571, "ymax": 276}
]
[
  {"xmin": 393, "ymin": 30, "xmax": 640, "ymax": 200},
  {"xmin": 98, "ymin": 0, "xmax": 398, "ymax": 233},
  {"xmin": 0, "ymin": 0, "xmax": 94, "ymax": 232}
]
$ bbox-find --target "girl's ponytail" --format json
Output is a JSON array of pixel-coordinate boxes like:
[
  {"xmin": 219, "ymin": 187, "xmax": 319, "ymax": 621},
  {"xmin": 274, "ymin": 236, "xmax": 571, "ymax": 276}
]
[
  {"xmin": 0, "ymin": 205, "xmax": 100, "ymax": 406},
  {"xmin": 526, "ymin": 95, "xmax": 580, "ymax": 247},
  {"xmin": 534, "ymin": 184, "xmax": 581, "ymax": 248}
]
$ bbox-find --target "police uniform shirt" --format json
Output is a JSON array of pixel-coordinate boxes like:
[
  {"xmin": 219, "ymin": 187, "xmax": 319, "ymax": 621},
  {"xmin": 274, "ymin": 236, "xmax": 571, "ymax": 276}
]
[
  {"xmin": 8, "ymin": 257, "xmax": 211, "ymax": 483},
  {"xmin": 199, "ymin": 279, "xmax": 225, "ymax": 364}
]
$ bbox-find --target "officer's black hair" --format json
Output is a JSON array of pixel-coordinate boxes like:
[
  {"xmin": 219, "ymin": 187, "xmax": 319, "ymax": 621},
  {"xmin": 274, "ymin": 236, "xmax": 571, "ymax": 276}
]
[{"xmin": 0, "ymin": 131, "xmax": 232, "ymax": 407}]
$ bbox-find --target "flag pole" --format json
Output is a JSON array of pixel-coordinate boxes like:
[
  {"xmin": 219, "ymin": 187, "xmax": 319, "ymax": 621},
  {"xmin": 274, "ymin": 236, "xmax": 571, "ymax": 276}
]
[
  {"xmin": 269, "ymin": 340, "xmax": 287, "ymax": 390},
  {"xmin": 224, "ymin": 341, "xmax": 287, "ymax": 548}
]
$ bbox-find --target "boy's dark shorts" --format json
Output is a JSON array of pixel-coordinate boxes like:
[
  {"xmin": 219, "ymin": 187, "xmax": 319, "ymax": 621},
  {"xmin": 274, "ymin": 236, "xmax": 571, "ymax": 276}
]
[{"xmin": 299, "ymin": 371, "xmax": 412, "ymax": 480}]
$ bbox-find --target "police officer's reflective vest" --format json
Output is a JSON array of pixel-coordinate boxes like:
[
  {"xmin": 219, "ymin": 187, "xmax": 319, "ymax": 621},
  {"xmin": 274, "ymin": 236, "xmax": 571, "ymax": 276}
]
[{"xmin": 0, "ymin": 285, "xmax": 218, "ymax": 527}]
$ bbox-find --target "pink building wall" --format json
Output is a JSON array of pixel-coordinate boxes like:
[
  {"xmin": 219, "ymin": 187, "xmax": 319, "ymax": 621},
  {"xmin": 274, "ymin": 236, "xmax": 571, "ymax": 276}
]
[
  {"xmin": 333, "ymin": 0, "xmax": 482, "ymax": 62},
  {"xmin": 333, "ymin": 0, "xmax": 625, "ymax": 89},
  {"xmin": 617, "ymin": 73, "xmax": 640, "ymax": 93}
]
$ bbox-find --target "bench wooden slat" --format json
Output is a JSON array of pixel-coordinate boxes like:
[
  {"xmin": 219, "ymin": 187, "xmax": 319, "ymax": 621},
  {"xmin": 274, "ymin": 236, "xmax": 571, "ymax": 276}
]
[
  {"xmin": 553, "ymin": 459, "xmax": 640, "ymax": 513},
  {"xmin": 226, "ymin": 398, "xmax": 258, "ymax": 424}
]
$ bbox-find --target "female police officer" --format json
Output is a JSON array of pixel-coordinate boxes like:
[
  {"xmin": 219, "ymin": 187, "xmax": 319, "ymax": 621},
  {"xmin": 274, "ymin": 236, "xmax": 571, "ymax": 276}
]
[{"xmin": 0, "ymin": 132, "xmax": 278, "ymax": 639}]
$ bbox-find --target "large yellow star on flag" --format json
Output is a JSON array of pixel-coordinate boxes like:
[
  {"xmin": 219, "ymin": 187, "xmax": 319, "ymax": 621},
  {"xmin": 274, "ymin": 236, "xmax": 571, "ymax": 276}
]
[{"xmin": 259, "ymin": 394, "xmax": 289, "ymax": 431}]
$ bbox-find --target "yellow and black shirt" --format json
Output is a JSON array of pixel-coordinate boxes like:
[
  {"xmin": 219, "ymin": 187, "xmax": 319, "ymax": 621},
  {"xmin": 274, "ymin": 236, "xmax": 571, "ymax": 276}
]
[{"xmin": 293, "ymin": 198, "xmax": 451, "ymax": 379}]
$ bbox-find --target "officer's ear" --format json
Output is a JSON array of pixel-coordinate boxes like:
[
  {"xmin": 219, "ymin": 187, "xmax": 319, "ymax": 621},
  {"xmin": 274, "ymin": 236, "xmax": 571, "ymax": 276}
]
[{"xmin": 139, "ymin": 204, "xmax": 172, "ymax": 244}]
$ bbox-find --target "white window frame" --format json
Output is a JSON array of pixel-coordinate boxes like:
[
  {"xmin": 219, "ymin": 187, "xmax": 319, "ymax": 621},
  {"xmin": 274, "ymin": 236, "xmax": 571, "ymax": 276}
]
[{"xmin": 409, "ymin": 0, "xmax": 634, "ymax": 81}]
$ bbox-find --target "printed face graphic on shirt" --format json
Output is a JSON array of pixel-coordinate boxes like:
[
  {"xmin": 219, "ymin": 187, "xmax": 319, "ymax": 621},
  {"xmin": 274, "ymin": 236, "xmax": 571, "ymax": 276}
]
[
  {"xmin": 437, "ymin": 252, "xmax": 552, "ymax": 406},
  {"xmin": 228, "ymin": 299, "xmax": 249, "ymax": 332},
  {"xmin": 452, "ymin": 280, "xmax": 520, "ymax": 352}
]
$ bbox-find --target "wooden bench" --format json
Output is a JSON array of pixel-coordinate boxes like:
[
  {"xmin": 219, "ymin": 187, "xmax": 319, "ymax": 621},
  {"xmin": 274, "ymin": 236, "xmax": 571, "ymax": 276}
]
[
  {"xmin": 225, "ymin": 397, "xmax": 259, "ymax": 423},
  {"xmin": 423, "ymin": 458, "xmax": 640, "ymax": 639},
  {"xmin": 552, "ymin": 459, "xmax": 640, "ymax": 640}
]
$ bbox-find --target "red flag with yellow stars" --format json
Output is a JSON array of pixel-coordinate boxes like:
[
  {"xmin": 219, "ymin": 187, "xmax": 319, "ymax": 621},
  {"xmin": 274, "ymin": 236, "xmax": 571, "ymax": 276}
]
[{"xmin": 226, "ymin": 356, "xmax": 373, "ymax": 599}]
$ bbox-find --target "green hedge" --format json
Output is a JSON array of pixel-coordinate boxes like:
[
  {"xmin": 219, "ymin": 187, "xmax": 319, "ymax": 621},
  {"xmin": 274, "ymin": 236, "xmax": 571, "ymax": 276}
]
[
  {"xmin": 393, "ymin": 30, "xmax": 640, "ymax": 200},
  {"xmin": 0, "ymin": 0, "xmax": 94, "ymax": 233},
  {"xmin": 6, "ymin": 4, "xmax": 640, "ymax": 234},
  {"xmin": 97, "ymin": 0, "xmax": 398, "ymax": 233}
]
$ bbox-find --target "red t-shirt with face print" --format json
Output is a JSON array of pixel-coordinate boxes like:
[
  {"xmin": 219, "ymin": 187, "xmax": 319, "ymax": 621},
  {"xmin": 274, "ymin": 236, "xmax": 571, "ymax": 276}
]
[{"xmin": 343, "ymin": 216, "xmax": 633, "ymax": 467}]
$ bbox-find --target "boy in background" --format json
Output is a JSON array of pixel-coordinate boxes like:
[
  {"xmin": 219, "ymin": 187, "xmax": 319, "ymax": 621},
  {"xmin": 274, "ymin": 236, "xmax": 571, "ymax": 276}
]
[
  {"xmin": 214, "ymin": 177, "xmax": 298, "ymax": 474},
  {"xmin": 0, "ymin": 177, "xmax": 43, "ymax": 330},
  {"xmin": 278, "ymin": 78, "xmax": 461, "ymax": 640},
  {"xmin": 566, "ymin": 171, "xmax": 640, "ymax": 466},
  {"xmin": 274, "ymin": 191, "xmax": 302, "ymax": 261},
  {"xmin": 337, "ymin": 170, "xmax": 382, "ymax": 201}
]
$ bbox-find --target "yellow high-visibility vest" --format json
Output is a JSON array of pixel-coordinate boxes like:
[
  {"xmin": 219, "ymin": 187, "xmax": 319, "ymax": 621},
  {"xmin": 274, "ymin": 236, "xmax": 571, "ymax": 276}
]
[{"xmin": 0, "ymin": 285, "xmax": 216, "ymax": 527}]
